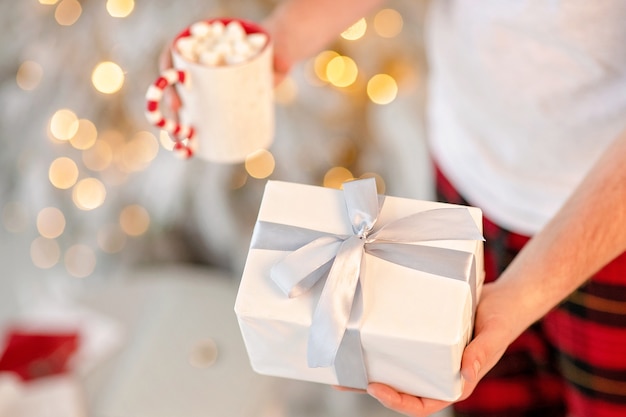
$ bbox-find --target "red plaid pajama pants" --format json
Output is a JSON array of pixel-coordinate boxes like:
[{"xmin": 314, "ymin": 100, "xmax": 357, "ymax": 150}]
[{"xmin": 435, "ymin": 166, "xmax": 626, "ymax": 417}]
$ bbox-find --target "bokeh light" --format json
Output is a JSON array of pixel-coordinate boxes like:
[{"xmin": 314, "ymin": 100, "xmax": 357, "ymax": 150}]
[
  {"xmin": 245, "ymin": 149, "xmax": 275, "ymax": 179},
  {"xmin": 360, "ymin": 172, "xmax": 386, "ymax": 194},
  {"xmin": 323, "ymin": 166, "xmax": 354, "ymax": 189},
  {"xmin": 72, "ymin": 178, "xmax": 107, "ymax": 210},
  {"xmin": 373, "ymin": 9, "xmax": 403, "ymax": 38},
  {"xmin": 326, "ymin": 56, "xmax": 358, "ymax": 88},
  {"xmin": 100, "ymin": 129, "xmax": 125, "ymax": 153},
  {"xmin": 97, "ymin": 223, "xmax": 127, "ymax": 253},
  {"xmin": 64, "ymin": 244, "xmax": 96, "ymax": 278},
  {"xmin": 120, "ymin": 131, "xmax": 159, "ymax": 172},
  {"xmin": 70, "ymin": 118, "xmax": 98, "ymax": 150},
  {"xmin": 49, "ymin": 157, "xmax": 79, "ymax": 189},
  {"xmin": 2, "ymin": 202, "xmax": 29, "ymax": 234},
  {"xmin": 313, "ymin": 50, "xmax": 340, "ymax": 83},
  {"xmin": 119, "ymin": 204, "xmax": 150, "ymax": 236},
  {"xmin": 36, "ymin": 207, "xmax": 66, "ymax": 239},
  {"xmin": 82, "ymin": 140, "xmax": 113, "ymax": 171},
  {"xmin": 367, "ymin": 74, "xmax": 398, "ymax": 104},
  {"xmin": 16, "ymin": 61, "xmax": 43, "ymax": 91},
  {"xmin": 55, "ymin": 0, "xmax": 82, "ymax": 26},
  {"xmin": 49, "ymin": 109, "xmax": 79, "ymax": 141},
  {"xmin": 341, "ymin": 18, "xmax": 367, "ymax": 41},
  {"xmin": 106, "ymin": 0, "xmax": 134, "ymax": 18},
  {"xmin": 229, "ymin": 167, "xmax": 249, "ymax": 190},
  {"xmin": 39, "ymin": 0, "xmax": 59, "ymax": 4},
  {"xmin": 30, "ymin": 237, "xmax": 61, "ymax": 269},
  {"xmin": 92, "ymin": 61, "xmax": 125, "ymax": 94}
]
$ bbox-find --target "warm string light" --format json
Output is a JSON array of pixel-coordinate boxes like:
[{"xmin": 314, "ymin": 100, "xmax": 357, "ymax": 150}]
[
  {"xmin": 82, "ymin": 140, "xmax": 114, "ymax": 171},
  {"xmin": 341, "ymin": 18, "xmax": 367, "ymax": 41},
  {"xmin": 72, "ymin": 177, "xmax": 107, "ymax": 210},
  {"xmin": 106, "ymin": 0, "xmax": 135, "ymax": 18},
  {"xmin": 373, "ymin": 9, "xmax": 403, "ymax": 38},
  {"xmin": 313, "ymin": 50, "xmax": 339, "ymax": 83},
  {"xmin": 119, "ymin": 131, "xmax": 159, "ymax": 172},
  {"xmin": 54, "ymin": 0, "xmax": 82, "ymax": 26},
  {"xmin": 16, "ymin": 61, "xmax": 43, "ymax": 91},
  {"xmin": 64, "ymin": 244, "xmax": 97, "ymax": 278},
  {"xmin": 119, "ymin": 205, "xmax": 150, "ymax": 236},
  {"xmin": 326, "ymin": 55, "xmax": 359, "ymax": 88},
  {"xmin": 323, "ymin": 169, "xmax": 387, "ymax": 193},
  {"xmin": 92, "ymin": 61, "xmax": 125, "ymax": 94},
  {"xmin": 323, "ymin": 167, "xmax": 354, "ymax": 189},
  {"xmin": 308, "ymin": 8, "xmax": 404, "ymax": 107},
  {"xmin": 49, "ymin": 109, "xmax": 79, "ymax": 141},
  {"xmin": 30, "ymin": 237, "xmax": 61, "ymax": 269},
  {"xmin": 367, "ymin": 74, "xmax": 398, "ymax": 104},
  {"xmin": 307, "ymin": 10, "xmax": 405, "ymax": 192},
  {"xmin": 245, "ymin": 149, "xmax": 275, "ymax": 179},
  {"xmin": 36, "ymin": 207, "xmax": 66, "ymax": 239},
  {"xmin": 70, "ymin": 119, "xmax": 98, "ymax": 150},
  {"xmin": 40, "ymin": 105, "xmax": 157, "ymax": 276},
  {"xmin": 23, "ymin": 0, "xmax": 160, "ymax": 279},
  {"xmin": 41, "ymin": 0, "xmax": 135, "ymax": 26},
  {"xmin": 49, "ymin": 157, "xmax": 79, "ymax": 189}
]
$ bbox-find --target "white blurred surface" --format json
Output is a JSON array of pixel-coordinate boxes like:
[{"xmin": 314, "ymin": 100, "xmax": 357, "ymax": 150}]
[{"xmin": 77, "ymin": 264, "xmax": 452, "ymax": 417}]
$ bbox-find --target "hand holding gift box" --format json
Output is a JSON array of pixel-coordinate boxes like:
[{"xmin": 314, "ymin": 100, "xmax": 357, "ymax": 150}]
[{"xmin": 235, "ymin": 178, "xmax": 484, "ymax": 401}]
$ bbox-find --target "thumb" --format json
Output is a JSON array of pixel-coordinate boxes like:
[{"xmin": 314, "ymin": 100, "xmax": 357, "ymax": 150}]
[{"xmin": 459, "ymin": 318, "xmax": 511, "ymax": 397}]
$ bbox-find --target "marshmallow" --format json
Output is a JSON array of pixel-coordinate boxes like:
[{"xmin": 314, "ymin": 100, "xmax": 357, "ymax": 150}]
[
  {"xmin": 224, "ymin": 20, "xmax": 246, "ymax": 41},
  {"xmin": 190, "ymin": 21, "xmax": 212, "ymax": 38},
  {"xmin": 210, "ymin": 21, "xmax": 226, "ymax": 37},
  {"xmin": 232, "ymin": 39, "xmax": 253, "ymax": 58},
  {"xmin": 246, "ymin": 33, "xmax": 268, "ymax": 51},
  {"xmin": 194, "ymin": 37, "xmax": 216, "ymax": 56},
  {"xmin": 199, "ymin": 50, "xmax": 222, "ymax": 66},
  {"xmin": 212, "ymin": 40, "xmax": 234, "ymax": 58},
  {"xmin": 176, "ymin": 37, "xmax": 198, "ymax": 61},
  {"xmin": 177, "ymin": 20, "xmax": 269, "ymax": 67}
]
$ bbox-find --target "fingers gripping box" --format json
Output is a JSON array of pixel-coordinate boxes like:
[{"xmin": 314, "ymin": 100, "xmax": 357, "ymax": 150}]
[{"xmin": 235, "ymin": 179, "xmax": 484, "ymax": 401}]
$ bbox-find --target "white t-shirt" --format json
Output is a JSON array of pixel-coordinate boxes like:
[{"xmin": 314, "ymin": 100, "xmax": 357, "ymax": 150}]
[{"xmin": 425, "ymin": 0, "xmax": 626, "ymax": 235}]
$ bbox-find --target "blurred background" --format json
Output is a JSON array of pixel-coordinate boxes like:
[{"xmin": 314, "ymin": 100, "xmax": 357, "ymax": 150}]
[{"xmin": 0, "ymin": 0, "xmax": 446, "ymax": 416}]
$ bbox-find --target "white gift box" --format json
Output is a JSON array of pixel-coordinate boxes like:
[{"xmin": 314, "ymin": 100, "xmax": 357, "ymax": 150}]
[{"xmin": 235, "ymin": 180, "xmax": 484, "ymax": 401}]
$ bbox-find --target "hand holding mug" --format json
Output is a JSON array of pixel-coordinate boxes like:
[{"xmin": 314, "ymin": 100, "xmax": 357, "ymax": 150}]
[{"xmin": 146, "ymin": 18, "xmax": 274, "ymax": 163}]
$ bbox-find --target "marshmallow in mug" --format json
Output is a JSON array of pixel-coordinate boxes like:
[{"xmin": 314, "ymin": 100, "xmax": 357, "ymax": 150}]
[{"xmin": 175, "ymin": 20, "xmax": 269, "ymax": 66}]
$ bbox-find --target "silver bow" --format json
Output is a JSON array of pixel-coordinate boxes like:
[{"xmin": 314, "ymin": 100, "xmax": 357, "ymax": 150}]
[{"xmin": 251, "ymin": 178, "xmax": 484, "ymax": 388}]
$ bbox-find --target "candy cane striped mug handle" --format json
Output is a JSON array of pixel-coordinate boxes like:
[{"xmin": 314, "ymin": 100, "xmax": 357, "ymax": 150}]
[{"xmin": 145, "ymin": 68, "xmax": 195, "ymax": 158}]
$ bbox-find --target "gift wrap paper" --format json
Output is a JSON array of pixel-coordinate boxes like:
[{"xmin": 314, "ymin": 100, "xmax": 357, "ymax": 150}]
[{"xmin": 235, "ymin": 180, "xmax": 484, "ymax": 401}]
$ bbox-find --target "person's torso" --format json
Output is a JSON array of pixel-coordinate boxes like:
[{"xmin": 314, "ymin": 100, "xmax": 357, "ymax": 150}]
[{"xmin": 425, "ymin": 0, "xmax": 626, "ymax": 234}]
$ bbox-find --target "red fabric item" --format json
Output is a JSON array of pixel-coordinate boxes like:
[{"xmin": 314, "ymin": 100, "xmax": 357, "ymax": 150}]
[
  {"xmin": 434, "ymin": 164, "xmax": 626, "ymax": 417},
  {"xmin": 0, "ymin": 329, "xmax": 80, "ymax": 381}
]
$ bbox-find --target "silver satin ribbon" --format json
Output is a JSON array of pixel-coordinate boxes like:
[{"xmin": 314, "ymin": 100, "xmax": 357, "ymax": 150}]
[{"xmin": 250, "ymin": 178, "xmax": 484, "ymax": 389}]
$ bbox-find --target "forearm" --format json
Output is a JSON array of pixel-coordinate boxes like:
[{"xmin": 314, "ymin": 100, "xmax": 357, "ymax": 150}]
[
  {"xmin": 492, "ymin": 130, "xmax": 626, "ymax": 341},
  {"xmin": 263, "ymin": 0, "xmax": 387, "ymax": 72}
]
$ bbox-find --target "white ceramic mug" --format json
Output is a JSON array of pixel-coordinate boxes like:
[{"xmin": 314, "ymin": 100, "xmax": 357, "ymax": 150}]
[{"xmin": 145, "ymin": 18, "xmax": 274, "ymax": 163}]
